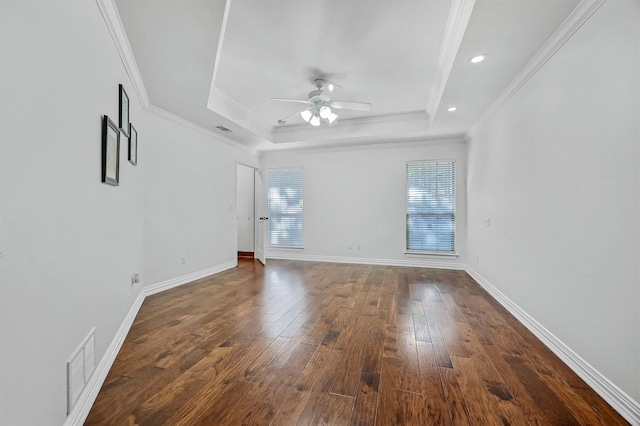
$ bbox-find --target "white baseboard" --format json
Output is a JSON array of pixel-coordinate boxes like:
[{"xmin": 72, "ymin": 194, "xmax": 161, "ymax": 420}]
[
  {"xmin": 62, "ymin": 291, "xmax": 145, "ymax": 426},
  {"xmin": 144, "ymin": 261, "xmax": 237, "ymax": 296},
  {"xmin": 63, "ymin": 261, "xmax": 237, "ymax": 426},
  {"xmin": 464, "ymin": 265, "xmax": 640, "ymax": 425},
  {"xmin": 266, "ymin": 252, "xmax": 466, "ymax": 270}
]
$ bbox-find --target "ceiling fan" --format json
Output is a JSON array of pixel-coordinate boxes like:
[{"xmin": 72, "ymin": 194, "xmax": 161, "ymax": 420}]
[{"xmin": 273, "ymin": 79, "xmax": 371, "ymax": 126}]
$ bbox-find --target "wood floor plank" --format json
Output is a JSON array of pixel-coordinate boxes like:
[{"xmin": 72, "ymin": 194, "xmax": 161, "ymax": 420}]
[
  {"xmin": 331, "ymin": 317, "xmax": 372, "ymax": 396},
  {"xmin": 296, "ymin": 349, "xmax": 347, "ymax": 425},
  {"xmin": 412, "ymin": 313, "xmax": 431, "ymax": 342},
  {"xmin": 482, "ymin": 343, "xmax": 554, "ymax": 426},
  {"xmin": 318, "ymin": 393, "xmax": 355, "ymax": 426},
  {"xmin": 351, "ymin": 373, "xmax": 380, "ymax": 426},
  {"xmin": 241, "ymin": 335, "xmax": 291, "ymax": 383},
  {"xmin": 415, "ymin": 341, "xmax": 452, "ymax": 425},
  {"xmin": 85, "ymin": 259, "xmax": 628, "ymax": 426},
  {"xmin": 271, "ymin": 326, "xmax": 310, "ymax": 367},
  {"xmin": 503, "ymin": 354, "xmax": 580, "ymax": 425},
  {"xmin": 433, "ymin": 304, "xmax": 471, "ymax": 358},
  {"xmin": 392, "ymin": 313, "xmax": 422, "ymax": 393},
  {"xmin": 439, "ymin": 366, "xmax": 472, "ymax": 426},
  {"xmin": 179, "ymin": 379, "xmax": 254, "ymax": 425},
  {"xmin": 221, "ymin": 343, "xmax": 317, "ymax": 425},
  {"xmin": 377, "ymin": 363, "xmax": 431, "ymax": 426},
  {"xmin": 271, "ymin": 348, "xmax": 344, "ymax": 425},
  {"xmin": 451, "ymin": 355, "xmax": 529, "ymax": 426},
  {"xmin": 571, "ymin": 387, "xmax": 631, "ymax": 426},
  {"xmin": 454, "ymin": 320, "xmax": 504, "ymax": 384},
  {"xmin": 361, "ymin": 331, "xmax": 385, "ymax": 375},
  {"xmin": 426, "ymin": 308, "xmax": 454, "ymax": 369}
]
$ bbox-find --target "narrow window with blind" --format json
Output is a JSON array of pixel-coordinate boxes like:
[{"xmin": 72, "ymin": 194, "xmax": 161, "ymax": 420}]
[
  {"xmin": 406, "ymin": 161, "xmax": 456, "ymax": 253},
  {"xmin": 267, "ymin": 168, "xmax": 303, "ymax": 247}
]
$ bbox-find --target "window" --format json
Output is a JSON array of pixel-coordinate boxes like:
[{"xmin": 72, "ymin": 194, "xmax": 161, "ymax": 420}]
[
  {"xmin": 267, "ymin": 168, "xmax": 303, "ymax": 247},
  {"xmin": 406, "ymin": 161, "xmax": 455, "ymax": 253}
]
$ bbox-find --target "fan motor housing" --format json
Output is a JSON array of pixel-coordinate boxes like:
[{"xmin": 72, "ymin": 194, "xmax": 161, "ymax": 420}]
[{"xmin": 308, "ymin": 89, "xmax": 323, "ymax": 99}]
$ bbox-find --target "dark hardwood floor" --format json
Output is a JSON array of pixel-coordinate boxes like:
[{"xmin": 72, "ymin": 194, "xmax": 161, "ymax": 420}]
[{"xmin": 85, "ymin": 259, "xmax": 628, "ymax": 425}]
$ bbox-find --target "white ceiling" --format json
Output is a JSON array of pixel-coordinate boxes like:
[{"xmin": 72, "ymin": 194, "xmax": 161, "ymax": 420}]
[{"xmin": 115, "ymin": 0, "xmax": 582, "ymax": 151}]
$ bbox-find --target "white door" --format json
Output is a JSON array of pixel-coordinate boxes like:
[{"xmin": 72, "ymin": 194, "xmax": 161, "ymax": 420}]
[{"xmin": 254, "ymin": 169, "xmax": 267, "ymax": 265}]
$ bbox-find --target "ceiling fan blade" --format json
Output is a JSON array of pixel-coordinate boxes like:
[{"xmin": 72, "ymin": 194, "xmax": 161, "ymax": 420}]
[
  {"xmin": 330, "ymin": 101, "xmax": 371, "ymax": 112},
  {"xmin": 320, "ymin": 82, "xmax": 341, "ymax": 101},
  {"xmin": 277, "ymin": 107, "xmax": 311, "ymax": 125},
  {"xmin": 271, "ymin": 98, "xmax": 312, "ymax": 105}
]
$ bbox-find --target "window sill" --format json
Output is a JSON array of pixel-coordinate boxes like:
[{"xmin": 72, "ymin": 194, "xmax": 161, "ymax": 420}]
[
  {"xmin": 267, "ymin": 246, "xmax": 304, "ymax": 250},
  {"xmin": 405, "ymin": 250, "xmax": 458, "ymax": 258}
]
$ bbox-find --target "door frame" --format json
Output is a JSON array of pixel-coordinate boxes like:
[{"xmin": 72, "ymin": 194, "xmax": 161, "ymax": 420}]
[
  {"xmin": 254, "ymin": 168, "xmax": 267, "ymax": 265},
  {"xmin": 236, "ymin": 162, "xmax": 264, "ymax": 264}
]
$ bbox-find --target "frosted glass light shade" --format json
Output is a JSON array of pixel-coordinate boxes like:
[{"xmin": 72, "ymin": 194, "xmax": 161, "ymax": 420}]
[
  {"xmin": 319, "ymin": 106, "xmax": 332, "ymax": 119},
  {"xmin": 300, "ymin": 110, "xmax": 312, "ymax": 122},
  {"xmin": 327, "ymin": 113, "xmax": 338, "ymax": 124},
  {"xmin": 309, "ymin": 115, "xmax": 320, "ymax": 126}
]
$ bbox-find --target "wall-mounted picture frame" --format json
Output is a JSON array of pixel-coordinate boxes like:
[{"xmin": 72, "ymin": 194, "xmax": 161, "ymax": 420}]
[
  {"xmin": 119, "ymin": 84, "xmax": 129, "ymax": 137},
  {"xmin": 128, "ymin": 123, "xmax": 137, "ymax": 166},
  {"xmin": 102, "ymin": 115, "xmax": 120, "ymax": 186}
]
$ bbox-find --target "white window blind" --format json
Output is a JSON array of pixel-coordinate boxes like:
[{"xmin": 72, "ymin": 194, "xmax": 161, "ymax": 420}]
[
  {"xmin": 406, "ymin": 161, "xmax": 456, "ymax": 253},
  {"xmin": 267, "ymin": 168, "xmax": 303, "ymax": 247}
]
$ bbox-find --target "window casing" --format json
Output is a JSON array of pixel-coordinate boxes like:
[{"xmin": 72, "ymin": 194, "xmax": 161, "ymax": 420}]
[
  {"xmin": 267, "ymin": 168, "xmax": 303, "ymax": 247},
  {"xmin": 406, "ymin": 161, "xmax": 456, "ymax": 253}
]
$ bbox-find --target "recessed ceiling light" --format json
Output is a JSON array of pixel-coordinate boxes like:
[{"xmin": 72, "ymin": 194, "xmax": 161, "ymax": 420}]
[
  {"xmin": 447, "ymin": 106, "xmax": 457, "ymax": 112},
  {"xmin": 469, "ymin": 54, "xmax": 486, "ymax": 63}
]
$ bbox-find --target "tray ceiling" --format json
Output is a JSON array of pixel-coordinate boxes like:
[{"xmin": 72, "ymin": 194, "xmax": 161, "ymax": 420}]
[{"xmin": 115, "ymin": 0, "xmax": 583, "ymax": 151}]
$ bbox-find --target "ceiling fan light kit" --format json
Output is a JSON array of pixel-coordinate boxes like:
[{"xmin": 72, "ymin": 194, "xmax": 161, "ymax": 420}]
[
  {"xmin": 273, "ymin": 78, "xmax": 371, "ymax": 126},
  {"xmin": 319, "ymin": 106, "xmax": 332, "ymax": 119},
  {"xmin": 300, "ymin": 109, "xmax": 312, "ymax": 122},
  {"xmin": 309, "ymin": 115, "xmax": 321, "ymax": 126}
]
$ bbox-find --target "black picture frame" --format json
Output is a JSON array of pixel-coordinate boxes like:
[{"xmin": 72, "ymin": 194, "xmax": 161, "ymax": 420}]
[
  {"xmin": 128, "ymin": 123, "xmax": 137, "ymax": 166},
  {"xmin": 119, "ymin": 84, "xmax": 130, "ymax": 137},
  {"xmin": 102, "ymin": 115, "xmax": 120, "ymax": 186}
]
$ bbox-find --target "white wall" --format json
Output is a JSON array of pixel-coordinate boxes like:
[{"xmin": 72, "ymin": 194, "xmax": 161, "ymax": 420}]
[
  {"xmin": 0, "ymin": 1, "xmax": 255, "ymax": 424},
  {"xmin": 261, "ymin": 139, "xmax": 468, "ymax": 268},
  {"xmin": 141, "ymin": 113, "xmax": 255, "ymax": 286},
  {"xmin": 466, "ymin": 0, "xmax": 639, "ymax": 402},
  {"xmin": 236, "ymin": 164, "xmax": 255, "ymax": 252}
]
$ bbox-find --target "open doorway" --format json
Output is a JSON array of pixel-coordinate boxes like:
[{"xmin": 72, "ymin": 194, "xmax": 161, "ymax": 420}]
[{"xmin": 237, "ymin": 163, "xmax": 255, "ymax": 259}]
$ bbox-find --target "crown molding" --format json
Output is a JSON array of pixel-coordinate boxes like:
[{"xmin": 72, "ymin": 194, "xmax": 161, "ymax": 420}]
[
  {"xmin": 467, "ymin": 0, "xmax": 607, "ymax": 139},
  {"xmin": 274, "ymin": 110, "xmax": 429, "ymax": 134},
  {"xmin": 95, "ymin": 0, "xmax": 255, "ymax": 153},
  {"xmin": 209, "ymin": 0, "xmax": 232, "ymax": 94},
  {"xmin": 95, "ymin": 0, "xmax": 150, "ymax": 108},
  {"xmin": 259, "ymin": 132, "xmax": 466, "ymax": 155},
  {"xmin": 426, "ymin": 0, "xmax": 477, "ymax": 125},
  {"xmin": 146, "ymin": 105, "xmax": 255, "ymax": 152},
  {"xmin": 207, "ymin": 86, "xmax": 273, "ymax": 138},
  {"xmin": 269, "ymin": 111, "xmax": 432, "ymax": 146}
]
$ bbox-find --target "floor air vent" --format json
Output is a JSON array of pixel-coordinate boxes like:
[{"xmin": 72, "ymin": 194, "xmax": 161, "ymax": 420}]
[{"xmin": 67, "ymin": 327, "xmax": 96, "ymax": 414}]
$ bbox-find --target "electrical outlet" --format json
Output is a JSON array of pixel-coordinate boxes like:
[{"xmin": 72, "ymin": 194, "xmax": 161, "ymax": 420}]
[
  {"xmin": 131, "ymin": 273, "xmax": 140, "ymax": 285},
  {"xmin": 349, "ymin": 243, "xmax": 353, "ymax": 249},
  {"xmin": 357, "ymin": 243, "xmax": 361, "ymax": 250},
  {"xmin": 181, "ymin": 256, "xmax": 186, "ymax": 264}
]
